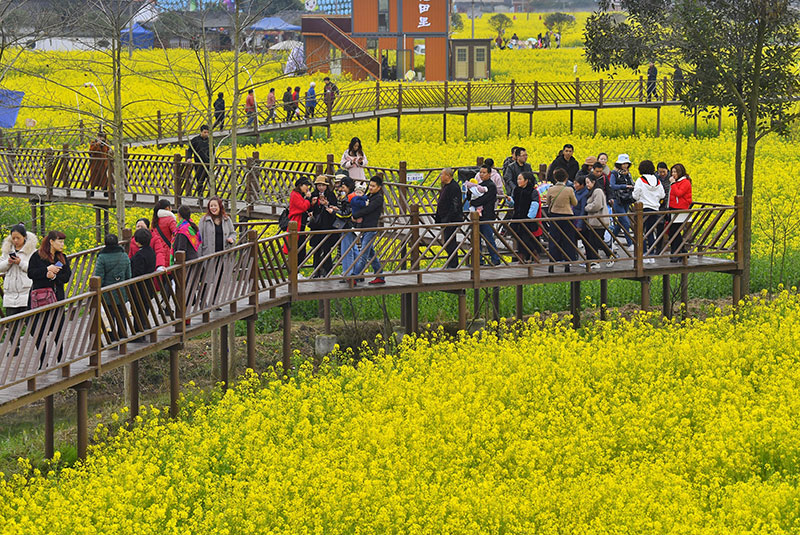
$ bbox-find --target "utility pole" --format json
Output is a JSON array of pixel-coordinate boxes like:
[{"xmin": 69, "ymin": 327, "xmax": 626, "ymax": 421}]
[{"xmin": 471, "ymin": 0, "xmax": 475, "ymax": 39}]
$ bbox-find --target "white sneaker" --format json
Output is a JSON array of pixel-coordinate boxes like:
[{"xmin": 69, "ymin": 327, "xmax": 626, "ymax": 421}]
[
  {"xmin": 589, "ymin": 262, "xmax": 600, "ymax": 270},
  {"xmin": 606, "ymin": 260, "xmax": 615, "ymax": 268}
]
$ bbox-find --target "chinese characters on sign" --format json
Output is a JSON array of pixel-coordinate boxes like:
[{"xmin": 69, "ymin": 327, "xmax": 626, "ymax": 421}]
[{"xmin": 418, "ymin": 0, "xmax": 431, "ymax": 28}]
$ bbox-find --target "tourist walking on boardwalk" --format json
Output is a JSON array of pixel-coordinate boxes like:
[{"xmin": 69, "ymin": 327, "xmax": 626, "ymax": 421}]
[
  {"xmin": 213, "ymin": 92, "xmax": 225, "ymax": 130},
  {"xmin": 546, "ymin": 168, "xmax": 578, "ymax": 272},
  {"xmin": 341, "ymin": 137, "xmax": 368, "ymax": 184},
  {"xmin": 633, "ymin": 160, "xmax": 665, "ymax": 262},
  {"xmin": 127, "ymin": 218, "xmax": 150, "ymax": 258},
  {"xmin": 0, "ymin": 224, "xmax": 37, "ymax": 317},
  {"xmin": 668, "ymin": 163, "xmax": 693, "ymax": 262},
  {"xmin": 284, "ymin": 177, "xmax": 313, "ymax": 266},
  {"xmin": 434, "ymin": 167, "xmax": 464, "ymax": 269},
  {"xmin": 245, "ymin": 89, "xmax": 257, "ymax": 127},
  {"xmin": 172, "ymin": 206, "xmax": 201, "ymax": 263},
  {"xmin": 511, "ymin": 171, "xmax": 543, "ymax": 263},
  {"xmin": 282, "ymin": 87, "xmax": 294, "ymax": 121},
  {"xmin": 673, "ymin": 66, "xmax": 684, "ymax": 99},
  {"xmin": 151, "ymin": 199, "xmax": 177, "ymax": 270},
  {"xmin": 198, "ymin": 197, "xmax": 235, "ymax": 257},
  {"xmin": 502, "ymin": 147, "xmax": 532, "ymax": 196},
  {"xmin": 292, "ymin": 86, "xmax": 302, "ymax": 118},
  {"xmin": 130, "ymin": 228, "xmax": 156, "ymax": 338},
  {"xmin": 306, "ymin": 82, "xmax": 317, "ymax": 118},
  {"xmin": 266, "ymin": 88, "xmax": 277, "ymax": 123},
  {"xmin": 547, "ymin": 144, "xmax": 579, "ymax": 183},
  {"xmin": 323, "ymin": 76, "xmax": 339, "ymax": 115},
  {"xmin": 27, "ymin": 230, "xmax": 72, "ymax": 366},
  {"xmin": 470, "ymin": 164, "xmax": 501, "ymax": 266},
  {"xmin": 608, "ymin": 153, "xmax": 635, "ymax": 249},
  {"xmin": 88, "ymin": 131, "xmax": 111, "ymax": 195},
  {"xmin": 647, "ymin": 61, "xmax": 658, "ymax": 101},
  {"xmin": 309, "ymin": 175, "xmax": 338, "ymax": 277},
  {"xmin": 583, "ymin": 175, "xmax": 614, "ymax": 269},
  {"xmin": 351, "ymin": 174, "xmax": 386, "ymax": 285},
  {"xmin": 189, "ymin": 125, "xmax": 211, "ymax": 196},
  {"xmin": 94, "ymin": 233, "xmax": 131, "ymax": 341}
]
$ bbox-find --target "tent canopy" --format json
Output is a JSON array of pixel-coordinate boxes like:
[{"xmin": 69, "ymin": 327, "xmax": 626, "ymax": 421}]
[
  {"xmin": 249, "ymin": 17, "xmax": 300, "ymax": 31},
  {"xmin": 120, "ymin": 23, "xmax": 154, "ymax": 49},
  {"xmin": 0, "ymin": 89, "xmax": 24, "ymax": 128}
]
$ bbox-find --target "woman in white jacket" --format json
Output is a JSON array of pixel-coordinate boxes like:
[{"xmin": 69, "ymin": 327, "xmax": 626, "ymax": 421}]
[
  {"xmin": 340, "ymin": 137, "xmax": 368, "ymax": 185},
  {"xmin": 0, "ymin": 224, "xmax": 38, "ymax": 316},
  {"xmin": 632, "ymin": 160, "xmax": 665, "ymax": 262}
]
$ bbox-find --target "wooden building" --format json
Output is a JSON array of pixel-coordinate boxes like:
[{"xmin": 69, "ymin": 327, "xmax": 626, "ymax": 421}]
[{"xmin": 302, "ymin": 0, "xmax": 490, "ymax": 81}]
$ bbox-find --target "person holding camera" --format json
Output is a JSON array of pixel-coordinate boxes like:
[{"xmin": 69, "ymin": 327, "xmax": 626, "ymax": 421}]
[
  {"xmin": 340, "ymin": 137, "xmax": 368, "ymax": 185},
  {"xmin": 0, "ymin": 224, "xmax": 38, "ymax": 317},
  {"xmin": 608, "ymin": 154, "xmax": 636, "ymax": 250}
]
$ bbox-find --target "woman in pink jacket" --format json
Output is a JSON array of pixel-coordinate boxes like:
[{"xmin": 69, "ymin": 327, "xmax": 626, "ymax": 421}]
[{"xmin": 340, "ymin": 137, "xmax": 368, "ymax": 184}]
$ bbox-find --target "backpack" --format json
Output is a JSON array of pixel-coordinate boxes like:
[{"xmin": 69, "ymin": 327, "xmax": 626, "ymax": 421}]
[{"xmin": 278, "ymin": 208, "xmax": 290, "ymax": 231}]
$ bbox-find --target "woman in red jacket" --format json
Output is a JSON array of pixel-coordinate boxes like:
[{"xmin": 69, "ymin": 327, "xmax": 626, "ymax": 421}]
[
  {"xmin": 668, "ymin": 163, "xmax": 693, "ymax": 262},
  {"xmin": 283, "ymin": 177, "xmax": 313, "ymax": 265},
  {"xmin": 151, "ymin": 199, "xmax": 177, "ymax": 269}
]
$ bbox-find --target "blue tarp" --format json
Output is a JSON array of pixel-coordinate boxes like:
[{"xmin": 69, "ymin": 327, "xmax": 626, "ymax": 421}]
[
  {"xmin": 0, "ymin": 89, "xmax": 24, "ymax": 128},
  {"xmin": 248, "ymin": 17, "xmax": 300, "ymax": 31},
  {"xmin": 120, "ymin": 23, "xmax": 154, "ymax": 49}
]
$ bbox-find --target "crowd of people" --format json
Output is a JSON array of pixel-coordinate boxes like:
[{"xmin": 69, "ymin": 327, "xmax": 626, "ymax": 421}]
[
  {"xmin": 450, "ymin": 143, "xmax": 693, "ymax": 272},
  {"xmin": 1, "ymin": 138, "xmax": 696, "ymax": 353},
  {"xmin": 498, "ymin": 31, "xmax": 561, "ymax": 50}
]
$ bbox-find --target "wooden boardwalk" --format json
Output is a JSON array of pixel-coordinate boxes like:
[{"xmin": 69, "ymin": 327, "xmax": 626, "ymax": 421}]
[
  {"xmin": 1, "ymin": 200, "xmax": 744, "ymax": 433},
  {"xmin": 1, "ymin": 78, "xmax": 699, "ymax": 149}
]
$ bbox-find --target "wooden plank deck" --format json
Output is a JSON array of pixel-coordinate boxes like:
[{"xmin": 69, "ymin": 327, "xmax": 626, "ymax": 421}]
[{"xmin": 0, "ymin": 254, "xmax": 736, "ymax": 415}]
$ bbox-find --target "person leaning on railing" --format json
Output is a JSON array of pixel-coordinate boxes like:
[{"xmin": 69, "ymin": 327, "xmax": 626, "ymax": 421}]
[{"xmin": 0, "ymin": 224, "xmax": 37, "ymax": 317}]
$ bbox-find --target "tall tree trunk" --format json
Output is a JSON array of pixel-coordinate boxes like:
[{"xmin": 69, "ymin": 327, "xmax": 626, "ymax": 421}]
[
  {"xmin": 113, "ymin": 37, "xmax": 125, "ymax": 236},
  {"xmin": 230, "ymin": 0, "xmax": 240, "ymax": 221},
  {"xmin": 742, "ymin": 117, "xmax": 757, "ymax": 295},
  {"xmin": 734, "ymin": 110, "xmax": 743, "ymax": 196}
]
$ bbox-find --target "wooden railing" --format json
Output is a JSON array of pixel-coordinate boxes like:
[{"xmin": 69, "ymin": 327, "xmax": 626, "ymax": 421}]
[{"xmin": 0, "ymin": 78, "xmax": 685, "ymax": 148}]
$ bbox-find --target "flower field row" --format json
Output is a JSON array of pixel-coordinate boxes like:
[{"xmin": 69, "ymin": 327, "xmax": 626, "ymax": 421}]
[{"xmin": 3, "ymin": 291, "xmax": 800, "ymax": 533}]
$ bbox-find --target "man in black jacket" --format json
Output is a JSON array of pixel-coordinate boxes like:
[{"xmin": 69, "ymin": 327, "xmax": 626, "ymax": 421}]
[
  {"xmin": 435, "ymin": 167, "xmax": 463, "ymax": 268},
  {"xmin": 213, "ymin": 92, "xmax": 225, "ymax": 130},
  {"xmin": 547, "ymin": 144, "xmax": 579, "ymax": 183},
  {"xmin": 352, "ymin": 174, "xmax": 386, "ymax": 284},
  {"xmin": 470, "ymin": 164, "xmax": 501, "ymax": 266},
  {"xmin": 502, "ymin": 147, "xmax": 532, "ymax": 196},
  {"xmin": 189, "ymin": 125, "xmax": 211, "ymax": 196}
]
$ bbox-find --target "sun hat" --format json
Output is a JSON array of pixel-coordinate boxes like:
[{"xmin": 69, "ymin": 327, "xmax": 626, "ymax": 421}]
[
  {"xmin": 584, "ymin": 156, "xmax": 597, "ymax": 165},
  {"xmin": 314, "ymin": 174, "xmax": 329, "ymax": 185},
  {"xmin": 615, "ymin": 154, "xmax": 632, "ymax": 165}
]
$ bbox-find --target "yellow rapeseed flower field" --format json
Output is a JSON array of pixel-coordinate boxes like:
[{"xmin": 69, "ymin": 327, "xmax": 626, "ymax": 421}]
[{"xmin": 3, "ymin": 291, "xmax": 800, "ymax": 533}]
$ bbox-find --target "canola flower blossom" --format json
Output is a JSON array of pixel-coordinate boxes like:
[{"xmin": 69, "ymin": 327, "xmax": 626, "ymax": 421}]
[{"xmin": 3, "ymin": 292, "xmax": 800, "ymax": 533}]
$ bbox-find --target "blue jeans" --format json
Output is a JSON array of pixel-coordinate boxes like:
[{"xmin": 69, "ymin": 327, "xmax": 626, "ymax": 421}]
[
  {"xmin": 610, "ymin": 202, "xmax": 632, "ymax": 246},
  {"xmin": 480, "ymin": 223, "xmax": 500, "ymax": 265},
  {"xmin": 340, "ymin": 232, "xmax": 357, "ymax": 275},
  {"xmin": 353, "ymin": 231, "xmax": 382, "ymax": 276}
]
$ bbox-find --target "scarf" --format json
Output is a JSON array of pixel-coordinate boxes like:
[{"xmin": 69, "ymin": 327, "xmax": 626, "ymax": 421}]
[{"xmin": 175, "ymin": 220, "xmax": 201, "ymax": 252}]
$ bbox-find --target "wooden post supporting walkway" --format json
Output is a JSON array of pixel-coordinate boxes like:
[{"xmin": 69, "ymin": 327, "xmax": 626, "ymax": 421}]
[
  {"xmin": 74, "ymin": 381, "xmax": 90, "ymax": 460},
  {"xmin": 282, "ymin": 304, "xmax": 291, "ymax": 376},
  {"xmin": 663, "ymin": 275, "xmax": 672, "ymax": 319},
  {"xmin": 169, "ymin": 347, "xmax": 180, "ymax": 418},
  {"xmin": 44, "ymin": 395, "xmax": 54, "ymax": 459}
]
